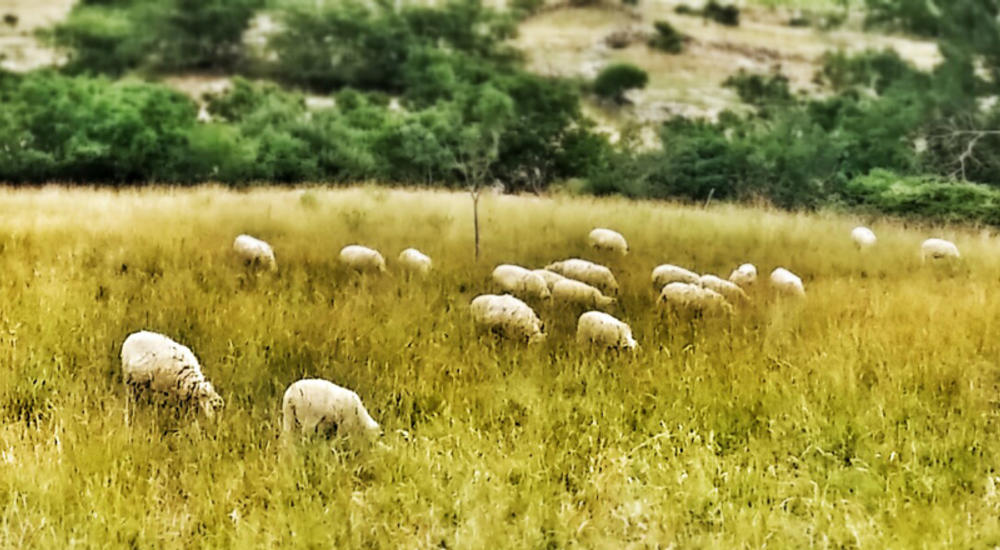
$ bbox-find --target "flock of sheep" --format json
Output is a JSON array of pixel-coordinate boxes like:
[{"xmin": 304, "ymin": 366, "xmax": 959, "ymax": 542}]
[{"xmin": 120, "ymin": 225, "xmax": 962, "ymax": 439}]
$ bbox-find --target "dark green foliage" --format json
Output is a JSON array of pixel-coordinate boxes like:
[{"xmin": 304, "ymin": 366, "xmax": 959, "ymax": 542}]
[
  {"xmin": 703, "ymin": 1, "xmax": 739, "ymax": 26},
  {"xmin": 648, "ymin": 21, "xmax": 685, "ymax": 54},
  {"xmin": 842, "ymin": 169, "xmax": 1000, "ymax": 225},
  {"xmin": 817, "ymin": 49, "xmax": 928, "ymax": 94},
  {"xmin": 723, "ymin": 70, "xmax": 793, "ymax": 109},
  {"xmin": 593, "ymin": 63, "xmax": 648, "ymax": 103},
  {"xmin": 674, "ymin": 4, "xmax": 697, "ymax": 15}
]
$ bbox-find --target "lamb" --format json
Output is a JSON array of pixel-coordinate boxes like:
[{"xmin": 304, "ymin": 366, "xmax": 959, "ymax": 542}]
[
  {"xmin": 282, "ymin": 379, "xmax": 380, "ymax": 437},
  {"xmin": 658, "ymin": 282, "xmax": 732, "ymax": 314},
  {"xmin": 728, "ymin": 263, "xmax": 757, "ymax": 288},
  {"xmin": 700, "ymin": 274, "xmax": 749, "ymax": 302},
  {"xmin": 398, "ymin": 248, "xmax": 432, "ymax": 274},
  {"xmin": 233, "ymin": 234, "xmax": 276, "ymax": 271},
  {"xmin": 470, "ymin": 294, "xmax": 546, "ymax": 344},
  {"xmin": 576, "ymin": 311, "xmax": 638, "ymax": 350},
  {"xmin": 552, "ymin": 279, "xmax": 616, "ymax": 310},
  {"xmin": 770, "ymin": 267, "xmax": 805, "ymax": 297},
  {"xmin": 921, "ymin": 238, "xmax": 960, "ymax": 262},
  {"xmin": 120, "ymin": 331, "xmax": 224, "ymax": 418},
  {"xmin": 545, "ymin": 258, "xmax": 619, "ymax": 295},
  {"xmin": 851, "ymin": 226, "xmax": 877, "ymax": 250},
  {"xmin": 531, "ymin": 269, "xmax": 568, "ymax": 290},
  {"xmin": 588, "ymin": 228, "xmax": 629, "ymax": 256},
  {"xmin": 651, "ymin": 264, "xmax": 700, "ymax": 288},
  {"xmin": 492, "ymin": 264, "xmax": 551, "ymax": 300},
  {"xmin": 340, "ymin": 245, "xmax": 386, "ymax": 273}
]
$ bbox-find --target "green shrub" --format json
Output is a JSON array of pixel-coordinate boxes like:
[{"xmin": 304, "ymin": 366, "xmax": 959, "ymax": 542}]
[
  {"xmin": 648, "ymin": 21, "xmax": 685, "ymax": 54},
  {"xmin": 817, "ymin": 49, "xmax": 927, "ymax": 94},
  {"xmin": 593, "ymin": 63, "xmax": 648, "ymax": 103},
  {"xmin": 704, "ymin": 1, "xmax": 739, "ymax": 26},
  {"xmin": 843, "ymin": 169, "xmax": 1000, "ymax": 225},
  {"xmin": 723, "ymin": 70, "xmax": 793, "ymax": 109}
]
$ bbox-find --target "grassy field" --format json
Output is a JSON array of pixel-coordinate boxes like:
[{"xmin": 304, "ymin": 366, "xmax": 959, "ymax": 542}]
[{"xmin": 2, "ymin": 186, "xmax": 1000, "ymax": 547}]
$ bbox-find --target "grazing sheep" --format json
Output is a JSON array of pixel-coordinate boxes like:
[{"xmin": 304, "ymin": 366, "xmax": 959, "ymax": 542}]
[
  {"xmin": 658, "ymin": 282, "xmax": 732, "ymax": 314},
  {"xmin": 588, "ymin": 228, "xmax": 629, "ymax": 255},
  {"xmin": 921, "ymin": 238, "xmax": 960, "ymax": 262},
  {"xmin": 652, "ymin": 264, "xmax": 701, "ymax": 288},
  {"xmin": 700, "ymin": 274, "xmax": 749, "ymax": 302},
  {"xmin": 282, "ymin": 379, "xmax": 380, "ymax": 437},
  {"xmin": 531, "ymin": 269, "xmax": 568, "ymax": 290},
  {"xmin": 545, "ymin": 258, "xmax": 619, "ymax": 295},
  {"xmin": 492, "ymin": 264, "xmax": 551, "ymax": 300},
  {"xmin": 120, "ymin": 331, "xmax": 224, "ymax": 418},
  {"xmin": 340, "ymin": 245, "xmax": 386, "ymax": 273},
  {"xmin": 470, "ymin": 294, "xmax": 546, "ymax": 344},
  {"xmin": 728, "ymin": 263, "xmax": 757, "ymax": 288},
  {"xmin": 233, "ymin": 234, "xmax": 276, "ymax": 271},
  {"xmin": 770, "ymin": 267, "xmax": 805, "ymax": 297},
  {"xmin": 552, "ymin": 279, "xmax": 616, "ymax": 309},
  {"xmin": 398, "ymin": 248, "xmax": 432, "ymax": 274},
  {"xmin": 576, "ymin": 311, "xmax": 638, "ymax": 350},
  {"xmin": 851, "ymin": 226, "xmax": 877, "ymax": 250}
]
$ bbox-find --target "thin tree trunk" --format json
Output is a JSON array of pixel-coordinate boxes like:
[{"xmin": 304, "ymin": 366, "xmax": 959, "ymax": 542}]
[{"xmin": 472, "ymin": 189, "xmax": 481, "ymax": 261}]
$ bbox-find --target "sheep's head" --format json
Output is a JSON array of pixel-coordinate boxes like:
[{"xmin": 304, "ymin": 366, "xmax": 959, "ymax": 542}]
[
  {"xmin": 195, "ymin": 383, "xmax": 224, "ymax": 418},
  {"xmin": 354, "ymin": 402, "xmax": 381, "ymax": 436},
  {"xmin": 528, "ymin": 332, "xmax": 547, "ymax": 345}
]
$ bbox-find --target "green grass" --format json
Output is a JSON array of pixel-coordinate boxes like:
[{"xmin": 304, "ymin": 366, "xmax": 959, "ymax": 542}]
[{"xmin": 2, "ymin": 185, "xmax": 1000, "ymax": 547}]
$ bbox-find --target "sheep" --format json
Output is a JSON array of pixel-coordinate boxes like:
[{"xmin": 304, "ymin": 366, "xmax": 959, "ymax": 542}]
[
  {"xmin": 851, "ymin": 226, "xmax": 877, "ymax": 250},
  {"xmin": 576, "ymin": 311, "xmax": 638, "ymax": 350},
  {"xmin": 340, "ymin": 245, "xmax": 386, "ymax": 273},
  {"xmin": 728, "ymin": 263, "xmax": 757, "ymax": 288},
  {"xmin": 282, "ymin": 378, "xmax": 380, "ymax": 437},
  {"xmin": 651, "ymin": 264, "xmax": 701, "ymax": 288},
  {"xmin": 470, "ymin": 294, "xmax": 546, "ymax": 344},
  {"xmin": 120, "ymin": 331, "xmax": 224, "ymax": 418},
  {"xmin": 588, "ymin": 228, "xmax": 628, "ymax": 256},
  {"xmin": 545, "ymin": 258, "xmax": 619, "ymax": 295},
  {"xmin": 700, "ymin": 274, "xmax": 749, "ymax": 303},
  {"xmin": 233, "ymin": 234, "xmax": 276, "ymax": 271},
  {"xmin": 770, "ymin": 267, "xmax": 805, "ymax": 297},
  {"xmin": 398, "ymin": 248, "xmax": 432, "ymax": 274},
  {"xmin": 531, "ymin": 269, "xmax": 568, "ymax": 291},
  {"xmin": 492, "ymin": 264, "xmax": 551, "ymax": 300},
  {"xmin": 552, "ymin": 279, "xmax": 616, "ymax": 310},
  {"xmin": 921, "ymin": 238, "xmax": 960, "ymax": 262},
  {"xmin": 658, "ymin": 282, "xmax": 732, "ymax": 314}
]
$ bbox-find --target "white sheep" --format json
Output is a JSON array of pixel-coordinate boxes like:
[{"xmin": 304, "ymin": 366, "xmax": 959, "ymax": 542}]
[
  {"xmin": 531, "ymin": 269, "xmax": 568, "ymax": 290},
  {"xmin": 851, "ymin": 226, "xmax": 877, "ymax": 250},
  {"xmin": 770, "ymin": 267, "xmax": 805, "ymax": 297},
  {"xmin": 576, "ymin": 311, "xmax": 638, "ymax": 350},
  {"xmin": 233, "ymin": 234, "xmax": 276, "ymax": 271},
  {"xmin": 282, "ymin": 378, "xmax": 380, "ymax": 437},
  {"xmin": 470, "ymin": 294, "xmax": 546, "ymax": 344},
  {"xmin": 700, "ymin": 274, "xmax": 749, "ymax": 302},
  {"xmin": 658, "ymin": 282, "xmax": 732, "ymax": 314},
  {"xmin": 552, "ymin": 279, "xmax": 616, "ymax": 309},
  {"xmin": 545, "ymin": 258, "xmax": 619, "ymax": 295},
  {"xmin": 588, "ymin": 228, "xmax": 629, "ymax": 256},
  {"xmin": 398, "ymin": 248, "xmax": 432, "ymax": 274},
  {"xmin": 728, "ymin": 263, "xmax": 757, "ymax": 288},
  {"xmin": 651, "ymin": 264, "xmax": 701, "ymax": 288},
  {"xmin": 492, "ymin": 264, "xmax": 551, "ymax": 300},
  {"xmin": 921, "ymin": 238, "xmax": 960, "ymax": 262},
  {"xmin": 120, "ymin": 331, "xmax": 224, "ymax": 418},
  {"xmin": 340, "ymin": 245, "xmax": 386, "ymax": 273}
]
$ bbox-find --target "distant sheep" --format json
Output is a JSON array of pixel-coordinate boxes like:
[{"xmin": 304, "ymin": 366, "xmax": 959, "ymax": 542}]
[
  {"xmin": 851, "ymin": 226, "xmax": 877, "ymax": 250},
  {"xmin": 576, "ymin": 311, "xmax": 637, "ymax": 350},
  {"xmin": 651, "ymin": 264, "xmax": 700, "ymax": 288},
  {"xmin": 531, "ymin": 269, "xmax": 568, "ymax": 290},
  {"xmin": 340, "ymin": 245, "xmax": 386, "ymax": 273},
  {"xmin": 398, "ymin": 248, "xmax": 432, "ymax": 274},
  {"xmin": 921, "ymin": 238, "xmax": 960, "ymax": 262},
  {"xmin": 770, "ymin": 267, "xmax": 805, "ymax": 297},
  {"xmin": 658, "ymin": 282, "xmax": 732, "ymax": 314},
  {"xmin": 545, "ymin": 258, "xmax": 619, "ymax": 295},
  {"xmin": 120, "ymin": 331, "xmax": 224, "ymax": 418},
  {"xmin": 282, "ymin": 379, "xmax": 380, "ymax": 437},
  {"xmin": 470, "ymin": 294, "xmax": 546, "ymax": 344},
  {"xmin": 552, "ymin": 279, "xmax": 616, "ymax": 309},
  {"xmin": 588, "ymin": 228, "xmax": 628, "ymax": 255},
  {"xmin": 233, "ymin": 234, "xmax": 276, "ymax": 271},
  {"xmin": 728, "ymin": 263, "xmax": 757, "ymax": 288},
  {"xmin": 700, "ymin": 274, "xmax": 749, "ymax": 302},
  {"xmin": 492, "ymin": 264, "xmax": 551, "ymax": 300}
]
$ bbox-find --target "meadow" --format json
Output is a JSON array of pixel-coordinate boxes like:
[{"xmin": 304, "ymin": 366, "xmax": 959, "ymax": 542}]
[{"xmin": 2, "ymin": 186, "xmax": 1000, "ymax": 548}]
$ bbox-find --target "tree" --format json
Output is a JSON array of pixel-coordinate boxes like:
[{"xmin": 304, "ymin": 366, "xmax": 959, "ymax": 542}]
[{"xmin": 593, "ymin": 63, "xmax": 648, "ymax": 104}]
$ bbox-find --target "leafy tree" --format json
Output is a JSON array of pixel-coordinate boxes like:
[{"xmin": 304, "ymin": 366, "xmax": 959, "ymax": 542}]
[{"xmin": 593, "ymin": 63, "xmax": 648, "ymax": 104}]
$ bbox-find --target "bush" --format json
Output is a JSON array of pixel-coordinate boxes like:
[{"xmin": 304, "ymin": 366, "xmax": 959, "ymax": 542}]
[
  {"xmin": 593, "ymin": 63, "xmax": 648, "ymax": 103},
  {"xmin": 648, "ymin": 21, "xmax": 685, "ymax": 54},
  {"xmin": 704, "ymin": 1, "xmax": 739, "ymax": 26},
  {"xmin": 817, "ymin": 49, "xmax": 927, "ymax": 94},
  {"xmin": 842, "ymin": 169, "xmax": 1000, "ymax": 225},
  {"xmin": 723, "ymin": 70, "xmax": 793, "ymax": 109}
]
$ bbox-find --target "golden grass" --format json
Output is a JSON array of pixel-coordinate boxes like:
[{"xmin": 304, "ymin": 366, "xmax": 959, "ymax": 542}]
[{"xmin": 1, "ymin": 185, "xmax": 1000, "ymax": 547}]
